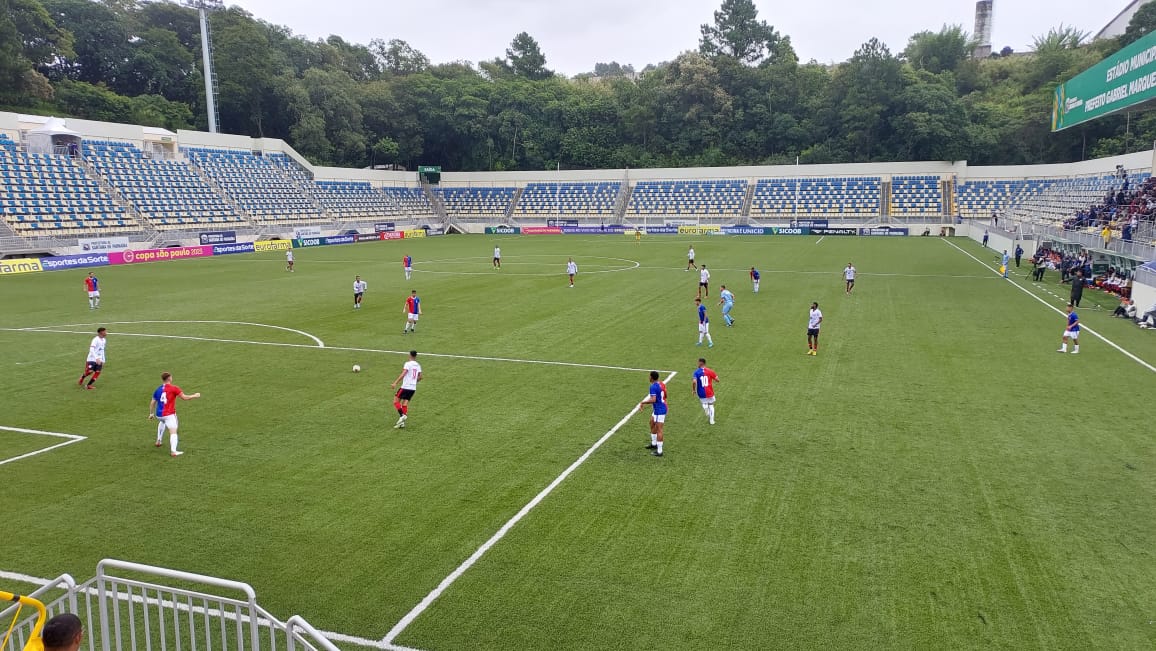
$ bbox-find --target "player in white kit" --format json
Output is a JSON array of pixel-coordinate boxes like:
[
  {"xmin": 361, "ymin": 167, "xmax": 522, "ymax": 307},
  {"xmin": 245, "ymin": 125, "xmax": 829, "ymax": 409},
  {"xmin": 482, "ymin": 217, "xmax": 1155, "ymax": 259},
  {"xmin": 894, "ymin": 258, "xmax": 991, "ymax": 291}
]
[
  {"xmin": 390, "ymin": 350, "xmax": 423, "ymax": 428},
  {"xmin": 566, "ymin": 258, "xmax": 578, "ymax": 287}
]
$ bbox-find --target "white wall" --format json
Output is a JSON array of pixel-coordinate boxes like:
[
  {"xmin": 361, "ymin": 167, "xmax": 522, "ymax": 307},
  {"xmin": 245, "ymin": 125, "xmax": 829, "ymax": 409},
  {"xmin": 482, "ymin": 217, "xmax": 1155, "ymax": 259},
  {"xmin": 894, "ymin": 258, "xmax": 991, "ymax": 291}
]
[{"xmin": 175, "ymin": 129, "xmax": 252, "ymax": 150}]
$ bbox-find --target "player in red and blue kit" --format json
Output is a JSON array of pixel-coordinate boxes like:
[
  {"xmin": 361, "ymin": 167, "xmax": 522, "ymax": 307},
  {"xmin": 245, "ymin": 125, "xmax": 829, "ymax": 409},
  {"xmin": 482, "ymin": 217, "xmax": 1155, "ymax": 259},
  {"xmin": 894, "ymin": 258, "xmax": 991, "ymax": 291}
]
[
  {"xmin": 403, "ymin": 254, "xmax": 413, "ymax": 280},
  {"xmin": 403, "ymin": 290, "xmax": 422, "ymax": 334},
  {"xmin": 84, "ymin": 272, "xmax": 101, "ymax": 309},
  {"xmin": 692, "ymin": 358, "xmax": 719, "ymax": 425},
  {"xmin": 750, "ymin": 267, "xmax": 760, "ymax": 293},
  {"xmin": 639, "ymin": 370, "xmax": 668, "ymax": 457},
  {"xmin": 147, "ymin": 372, "xmax": 201, "ymax": 457}
]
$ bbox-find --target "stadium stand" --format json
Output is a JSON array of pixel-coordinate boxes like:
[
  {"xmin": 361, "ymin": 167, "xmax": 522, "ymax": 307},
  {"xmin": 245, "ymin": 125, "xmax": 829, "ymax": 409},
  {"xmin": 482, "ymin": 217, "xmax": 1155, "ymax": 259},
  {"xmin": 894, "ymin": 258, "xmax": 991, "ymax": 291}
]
[
  {"xmin": 435, "ymin": 186, "xmax": 517, "ymax": 217},
  {"xmin": 749, "ymin": 177, "xmax": 881, "ymax": 217},
  {"xmin": 84, "ymin": 140, "xmax": 243, "ymax": 230},
  {"xmin": 0, "ymin": 133, "xmax": 136, "ymax": 235},
  {"xmin": 1007, "ymin": 172, "xmax": 1149, "ymax": 228},
  {"xmin": 515, "ymin": 181, "xmax": 621, "ymax": 216},
  {"xmin": 315, "ymin": 180, "xmax": 397, "ymax": 220},
  {"xmin": 890, "ymin": 175, "xmax": 942, "ymax": 216},
  {"xmin": 627, "ymin": 179, "xmax": 746, "ymax": 215},
  {"xmin": 382, "ymin": 187, "xmax": 437, "ymax": 217},
  {"xmin": 954, "ymin": 179, "xmax": 1054, "ymax": 218},
  {"xmin": 183, "ymin": 148, "xmax": 323, "ymax": 224}
]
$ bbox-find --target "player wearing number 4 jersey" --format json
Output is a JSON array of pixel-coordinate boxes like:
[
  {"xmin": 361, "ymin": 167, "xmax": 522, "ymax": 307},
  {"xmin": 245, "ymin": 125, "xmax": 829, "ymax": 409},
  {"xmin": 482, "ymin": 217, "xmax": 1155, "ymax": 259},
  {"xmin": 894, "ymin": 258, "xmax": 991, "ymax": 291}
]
[
  {"xmin": 639, "ymin": 371, "xmax": 667, "ymax": 457},
  {"xmin": 390, "ymin": 350, "xmax": 423, "ymax": 428},
  {"xmin": 692, "ymin": 358, "xmax": 719, "ymax": 425},
  {"xmin": 147, "ymin": 372, "xmax": 201, "ymax": 457}
]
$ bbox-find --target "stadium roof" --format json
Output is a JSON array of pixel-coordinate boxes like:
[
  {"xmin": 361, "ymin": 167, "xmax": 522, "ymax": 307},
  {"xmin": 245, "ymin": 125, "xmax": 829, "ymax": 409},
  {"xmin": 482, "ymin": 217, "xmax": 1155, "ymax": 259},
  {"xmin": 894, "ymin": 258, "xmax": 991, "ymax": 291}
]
[{"xmin": 1095, "ymin": 0, "xmax": 1148, "ymax": 40}]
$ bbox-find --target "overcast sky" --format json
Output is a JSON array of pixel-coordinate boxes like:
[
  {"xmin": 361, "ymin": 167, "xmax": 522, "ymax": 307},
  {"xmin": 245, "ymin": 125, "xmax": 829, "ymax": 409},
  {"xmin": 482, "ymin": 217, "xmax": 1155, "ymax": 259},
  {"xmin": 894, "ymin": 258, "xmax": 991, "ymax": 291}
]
[{"xmin": 231, "ymin": 0, "xmax": 1132, "ymax": 75}]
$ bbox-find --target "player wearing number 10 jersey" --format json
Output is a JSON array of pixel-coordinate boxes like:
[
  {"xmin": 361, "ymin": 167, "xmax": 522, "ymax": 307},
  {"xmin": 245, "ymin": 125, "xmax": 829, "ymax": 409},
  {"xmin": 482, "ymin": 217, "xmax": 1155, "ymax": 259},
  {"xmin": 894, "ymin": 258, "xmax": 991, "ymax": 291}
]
[{"xmin": 692, "ymin": 358, "xmax": 719, "ymax": 425}]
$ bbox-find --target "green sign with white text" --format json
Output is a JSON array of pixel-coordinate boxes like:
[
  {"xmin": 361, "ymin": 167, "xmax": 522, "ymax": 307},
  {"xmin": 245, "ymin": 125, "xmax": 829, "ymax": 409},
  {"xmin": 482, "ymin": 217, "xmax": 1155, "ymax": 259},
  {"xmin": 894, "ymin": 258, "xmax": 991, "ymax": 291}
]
[{"xmin": 1053, "ymin": 30, "xmax": 1156, "ymax": 131}]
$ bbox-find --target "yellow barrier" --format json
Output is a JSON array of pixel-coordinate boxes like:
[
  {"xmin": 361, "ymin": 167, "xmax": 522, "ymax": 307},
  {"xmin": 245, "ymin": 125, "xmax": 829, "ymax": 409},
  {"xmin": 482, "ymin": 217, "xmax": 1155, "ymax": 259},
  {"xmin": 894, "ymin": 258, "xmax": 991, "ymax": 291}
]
[
  {"xmin": 0, "ymin": 258, "xmax": 43, "ymax": 276},
  {"xmin": 254, "ymin": 240, "xmax": 293, "ymax": 252},
  {"xmin": 677, "ymin": 225, "xmax": 721, "ymax": 235},
  {"xmin": 0, "ymin": 590, "xmax": 46, "ymax": 651},
  {"xmin": 402, "ymin": 229, "xmax": 426, "ymax": 239}
]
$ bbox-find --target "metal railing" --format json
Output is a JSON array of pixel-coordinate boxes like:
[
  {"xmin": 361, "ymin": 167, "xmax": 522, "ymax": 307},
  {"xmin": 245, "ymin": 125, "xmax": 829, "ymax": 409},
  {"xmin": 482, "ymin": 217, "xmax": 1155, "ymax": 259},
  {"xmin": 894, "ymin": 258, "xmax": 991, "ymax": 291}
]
[{"xmin": 0, "ymin": 560, "xmax": 338, "ymax": 651}]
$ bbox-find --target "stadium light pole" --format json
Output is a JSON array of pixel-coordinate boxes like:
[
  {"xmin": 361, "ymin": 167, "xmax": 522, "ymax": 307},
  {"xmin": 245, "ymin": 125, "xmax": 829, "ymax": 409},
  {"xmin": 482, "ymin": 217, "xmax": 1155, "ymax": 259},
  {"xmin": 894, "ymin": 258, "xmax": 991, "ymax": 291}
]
[{"xmin": 186, "ymin": 0, "xmax": 225, "ymax": 133}]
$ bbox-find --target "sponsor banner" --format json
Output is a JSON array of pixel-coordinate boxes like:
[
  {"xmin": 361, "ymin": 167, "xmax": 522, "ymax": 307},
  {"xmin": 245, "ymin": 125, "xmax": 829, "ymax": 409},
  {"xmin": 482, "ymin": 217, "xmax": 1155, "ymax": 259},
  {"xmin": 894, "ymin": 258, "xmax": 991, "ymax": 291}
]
[
  {"xmin": 374, "ymin": 222, "xmax": 396, "ymax": 233},
  {"xmin": 353, "ymin": 233, "xmax": 377, "ymax": 243},
  {"xmin": 485, "ymin": 227, "xmax": 521, "ymax": 235},
  {"xmin": 293, "ymin": 238, "xmax": 325, "ymax": 248},
  {"xmin": 402, "ymin": 229, "xmax": 426, "ymax": 239},
  {"xmin": 522, "ymin": 226, "xmax": 563, "ymax": 235},
  {"xmin": 212, "ymin": 242, "xmax": 255, "ymax": 256},
  {"xmin": 721, "ymin": 226, "xmax": 768, "ymax": 235},
  {"xmin": 791, "ymin": 220, "xmax": 828, "ymax": 229},
  {"xmin": 254, "ymin": 239, "xmax": 293, "ymax": 252},
  {"xmin": 79, "ymin": 237, "xmax": 130, "ymax": 253},
  {"xmin": 198, "ymin": 230, "xmax": 237, "ymax": 246},
  {"xmin": 561, "ymin": 226, "xmax": 625, "ymax": 234},
  {"xmin": 645, "ymin": 226, "xmax": 680, "ymax": 234},
  {"xmin": 109, "ymin": 245, "xmax": 213, "ymax": 265},
  {"xmin": 425, "ymin": 227, "xmax": 445, "ymax": 236},
  {"xmin": 1053, "ymin": 30, "xmax": 1156, "ymax": 131},
  {"xmin": 326, "ymin": 234, "xmax": 356, "ymax": 245},
  {"xmin": 0, "ymin": 258, "xmax": 43, "ymax": 275},
  {"xmin": 546, "ymin": 219, "xmax": 580, "ymax": 227},
  {"xmin": 811, "ymin": 227, "xmax": 858, "ymax": 236},
  {"xmin": 377, "ymin": 231, "xmax": 404, "ymax": 241},
  {"xmin": 293, "ymin": 227, "xmax": 322, "ymax": 239},
  {"xmin": 772, "ymin": 227, "xmax": 810, "ymax": 235},
  {"xmin": 859, "ymin": 227, "xmax": 909, "ymax": 237},
  {"xmin": 678, "ymin": 225, "xmax": 722, "ymax": 235},
  {"xmin": 39, "ymin": 253, "xmax": 110, "ymax": 270}
]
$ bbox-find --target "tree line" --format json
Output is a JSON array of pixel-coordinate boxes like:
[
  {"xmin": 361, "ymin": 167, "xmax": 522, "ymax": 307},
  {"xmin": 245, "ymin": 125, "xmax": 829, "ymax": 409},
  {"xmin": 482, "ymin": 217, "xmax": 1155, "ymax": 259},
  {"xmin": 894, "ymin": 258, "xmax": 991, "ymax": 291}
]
[{"xmin": 2, "ymin": 0, "xmax": 1156, "ymax": 171}]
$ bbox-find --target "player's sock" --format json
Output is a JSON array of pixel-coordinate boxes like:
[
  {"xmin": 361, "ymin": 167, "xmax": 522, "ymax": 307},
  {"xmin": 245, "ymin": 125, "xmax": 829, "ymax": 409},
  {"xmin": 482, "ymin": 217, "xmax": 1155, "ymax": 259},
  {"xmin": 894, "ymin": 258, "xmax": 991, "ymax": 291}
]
[
  {"xmin": 87, "ymin": 371, "xmax": 100, "ymax": 386},
  {"xmin": 401, "ymin": 405, "xmax": 409, "ymax": 415},
  {"xmin": 708, "ymin": 405, "xmax": 715, "ymax": 423},
  {"xmin": 396, "ymin": 406, "xmax": 404, "ymax": 416},
  {"xmin": 1073, "ymin": 344, "xmax": 1079, "ymax": 353},
  {"xmin": 650, "ymin": 433, "xmax": 657, "ymax": 446},
  {"xmin": 170, "ymin": 433, "xmax": 178, "ymax": 454},
  {"xmin": 1059, "ymin": 344, "xmax": 1068, "ymax": 352},
  {"xmin": 156, "ymin": 421, "xmax": 166, "ymax": 442},
  {"xmin": 656, "ymin": 440, "xmax": 663, "ymax": 454}
]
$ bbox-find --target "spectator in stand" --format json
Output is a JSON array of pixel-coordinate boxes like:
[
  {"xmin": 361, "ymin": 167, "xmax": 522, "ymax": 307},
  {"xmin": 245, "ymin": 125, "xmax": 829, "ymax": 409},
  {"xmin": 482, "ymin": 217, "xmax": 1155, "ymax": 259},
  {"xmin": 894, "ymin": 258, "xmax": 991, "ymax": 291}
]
[{"xmin": 1101, "ymin": 225, "xmax": 1112, "ymax": 248}]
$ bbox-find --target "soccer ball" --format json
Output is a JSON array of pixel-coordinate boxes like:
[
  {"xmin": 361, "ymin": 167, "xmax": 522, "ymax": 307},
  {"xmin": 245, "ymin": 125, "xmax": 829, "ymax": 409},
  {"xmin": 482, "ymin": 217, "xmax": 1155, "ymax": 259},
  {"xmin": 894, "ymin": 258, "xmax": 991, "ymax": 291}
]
[{"xmin": 352, "ymin": 364, "xmax": 361, "ymax": 373}]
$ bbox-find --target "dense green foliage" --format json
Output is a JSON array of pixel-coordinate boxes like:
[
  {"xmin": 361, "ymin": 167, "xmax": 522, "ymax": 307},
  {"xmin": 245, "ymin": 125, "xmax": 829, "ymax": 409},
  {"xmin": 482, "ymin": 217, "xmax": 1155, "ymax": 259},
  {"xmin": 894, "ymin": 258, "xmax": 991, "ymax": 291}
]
[
  {"xmin": 2, "ymin": 0, "xmax": 1156, "ymax": 169},
  {"xmin": 1, "ymin": 235, "xmax": 1154, "ymax": 649}
]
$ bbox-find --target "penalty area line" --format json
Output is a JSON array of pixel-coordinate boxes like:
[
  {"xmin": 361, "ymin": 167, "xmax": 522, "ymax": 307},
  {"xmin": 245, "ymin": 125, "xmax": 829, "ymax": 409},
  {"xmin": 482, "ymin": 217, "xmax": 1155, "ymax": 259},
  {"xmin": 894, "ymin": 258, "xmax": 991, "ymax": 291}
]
[
  {"xmin": 0, "ymin": 425, "xmax": 87, "ymax": 467},
  {"xmin": 942, "ymin": 238, "xmax": 1156, "ymax": 374},
  {"xmin": 381, "ymin": 370, "xmax": 679, "ymax": 646},
  {"xmin": 0, "ymin": 327, "xmax": 670, "ymax": 375}
]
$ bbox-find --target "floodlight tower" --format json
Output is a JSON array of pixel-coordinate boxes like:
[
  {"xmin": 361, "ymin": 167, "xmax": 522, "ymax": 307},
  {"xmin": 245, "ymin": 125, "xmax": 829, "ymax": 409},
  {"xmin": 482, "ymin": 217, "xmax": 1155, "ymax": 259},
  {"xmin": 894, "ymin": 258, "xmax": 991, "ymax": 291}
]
[{"xmin": 186, "ymin": 0, "xmax": 224, "ymax": 132}]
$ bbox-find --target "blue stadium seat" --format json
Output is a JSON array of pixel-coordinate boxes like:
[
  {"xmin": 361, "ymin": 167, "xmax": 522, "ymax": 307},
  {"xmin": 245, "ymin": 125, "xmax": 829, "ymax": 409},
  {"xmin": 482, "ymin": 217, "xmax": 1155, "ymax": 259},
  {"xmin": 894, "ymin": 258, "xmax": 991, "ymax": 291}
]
[
  {"xmin": 516, "ymin": 182, "xmax": 621, "ymax": 216},
  {"xmin": 183, "ymin": 147, "xmax": 322, "ymax": 224},
  {"xmin": 626, "ymin": 180, "xmax": 746, "ymax": 216}
]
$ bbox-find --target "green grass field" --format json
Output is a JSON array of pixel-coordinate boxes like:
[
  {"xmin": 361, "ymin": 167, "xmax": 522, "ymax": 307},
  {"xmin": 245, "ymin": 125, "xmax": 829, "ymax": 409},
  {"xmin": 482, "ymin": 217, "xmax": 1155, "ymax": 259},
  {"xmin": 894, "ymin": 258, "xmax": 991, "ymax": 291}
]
[{"xmin": 1, "ymin": 234, "xmax": 1154, "ymax": 650}]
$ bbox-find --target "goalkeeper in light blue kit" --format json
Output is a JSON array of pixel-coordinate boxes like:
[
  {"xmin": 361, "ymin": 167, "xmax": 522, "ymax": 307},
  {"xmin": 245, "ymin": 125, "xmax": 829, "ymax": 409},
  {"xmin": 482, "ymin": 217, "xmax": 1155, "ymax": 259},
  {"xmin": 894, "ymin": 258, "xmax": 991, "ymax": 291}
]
[{"xmin": 719, "ymin": 285, "xmax": 735, "ymax": 326}]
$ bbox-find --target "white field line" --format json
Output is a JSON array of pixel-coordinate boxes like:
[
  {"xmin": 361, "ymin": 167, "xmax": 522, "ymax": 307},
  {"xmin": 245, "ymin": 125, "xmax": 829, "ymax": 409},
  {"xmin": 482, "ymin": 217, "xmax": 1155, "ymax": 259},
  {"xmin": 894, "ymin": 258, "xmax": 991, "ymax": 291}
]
[
  {"xmin": 0, "ymin": 570, "xmax": 418, "ymax": 651},
  {"xmin": 651, "ymin": 266, "xmax": 996, "ymax": 279},
  {"xmin": 382, "ymin": 370, "xmax": 679, "ymax": 646},
  {"xmin": 0, "ymin": 426, "xmax": 86, "ymax": 467},
  {"xmin": 943, "ymin": 239, "xmax": 1156, "ymax": 374},
  {"xmin": 20, "ymin": 320, "xmax": 326, "ymax": 348},
  {"xmin": 0, "ymin": 327, "xmax": 671, "ymax": 374},
  {"xmin": 815, "ymin": 236, "xmax": 825, "ymax": 244}
]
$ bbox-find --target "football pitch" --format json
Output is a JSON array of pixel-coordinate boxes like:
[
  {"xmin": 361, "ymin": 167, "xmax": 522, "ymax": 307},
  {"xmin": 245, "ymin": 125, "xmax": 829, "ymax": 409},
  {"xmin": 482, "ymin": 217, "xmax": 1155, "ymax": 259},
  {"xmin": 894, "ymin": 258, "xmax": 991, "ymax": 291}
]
[{"xmin": 2, "ymin": 234, "xmax": 1154, "ymax": 650}]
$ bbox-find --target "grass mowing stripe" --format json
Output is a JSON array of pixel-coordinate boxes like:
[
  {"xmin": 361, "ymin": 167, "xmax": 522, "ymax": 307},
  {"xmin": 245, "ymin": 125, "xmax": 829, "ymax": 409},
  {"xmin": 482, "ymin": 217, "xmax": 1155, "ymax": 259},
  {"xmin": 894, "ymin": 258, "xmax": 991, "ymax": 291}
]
[
  {"xmin": 941, "ymin": 238, "xmax": 1156, "ymax": 374},
  {"xmin": 382, "ymin": 371, "xmax": 679, "ymax": 646}
]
